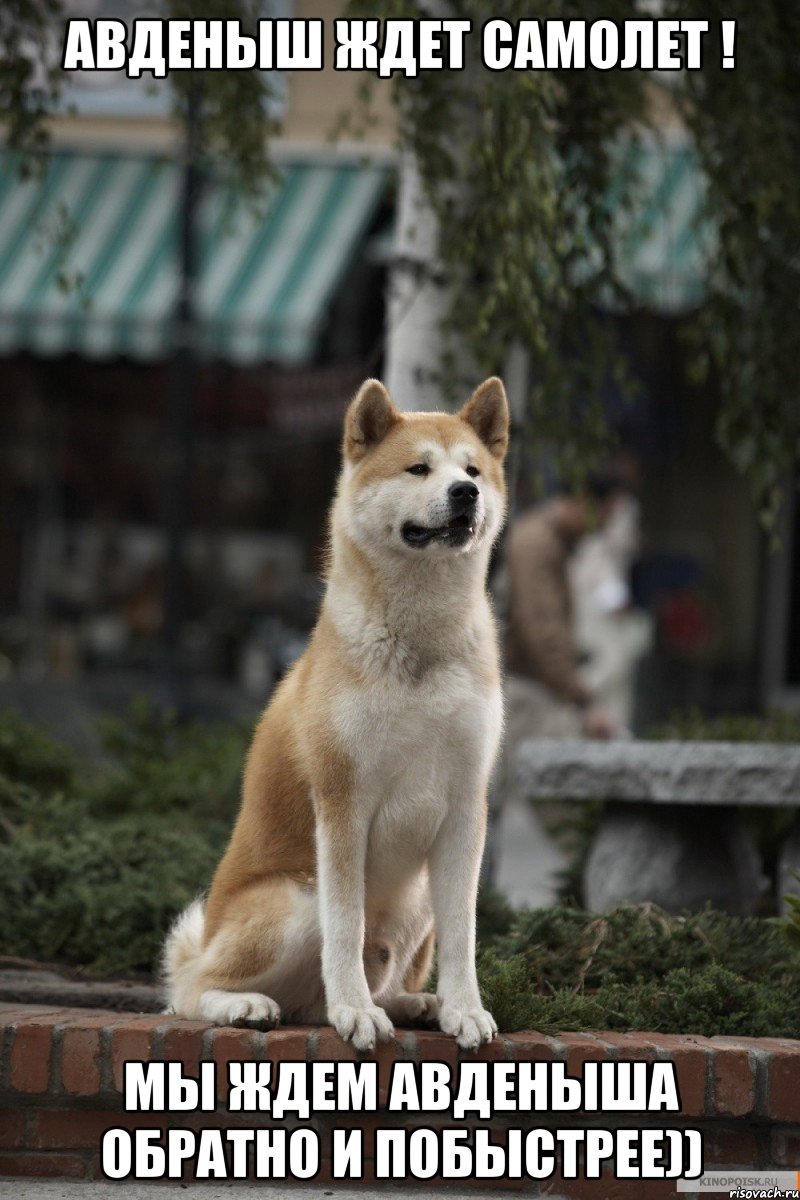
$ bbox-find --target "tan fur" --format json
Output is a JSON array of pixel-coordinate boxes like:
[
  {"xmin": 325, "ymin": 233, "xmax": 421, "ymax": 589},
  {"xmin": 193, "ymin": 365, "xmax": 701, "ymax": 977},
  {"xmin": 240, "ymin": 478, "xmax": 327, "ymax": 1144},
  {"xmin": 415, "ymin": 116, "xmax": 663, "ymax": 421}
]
[
  {"xmin": 164, "ymin": 377, "xmax": 509, "ymax": 1050},
  {"xmin": 404, "ymin": 927, "xmax": 436, "ymax": 993}
]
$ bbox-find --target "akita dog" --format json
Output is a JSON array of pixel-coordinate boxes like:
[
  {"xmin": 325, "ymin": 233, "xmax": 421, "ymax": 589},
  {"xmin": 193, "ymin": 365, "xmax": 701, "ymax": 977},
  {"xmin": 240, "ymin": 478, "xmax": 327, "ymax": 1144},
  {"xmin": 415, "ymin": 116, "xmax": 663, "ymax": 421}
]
[{"xmin": 164, "ymin": 376, "xmax": 509, "ymax": 1050}]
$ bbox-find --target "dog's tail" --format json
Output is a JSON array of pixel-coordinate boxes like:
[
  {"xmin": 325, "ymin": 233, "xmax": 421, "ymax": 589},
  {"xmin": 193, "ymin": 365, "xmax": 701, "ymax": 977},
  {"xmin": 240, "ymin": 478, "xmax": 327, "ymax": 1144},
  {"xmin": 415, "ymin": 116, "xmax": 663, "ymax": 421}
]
[{"xmin": 161, "ymin": 898, "xmax": 206, "ymax": 1014}]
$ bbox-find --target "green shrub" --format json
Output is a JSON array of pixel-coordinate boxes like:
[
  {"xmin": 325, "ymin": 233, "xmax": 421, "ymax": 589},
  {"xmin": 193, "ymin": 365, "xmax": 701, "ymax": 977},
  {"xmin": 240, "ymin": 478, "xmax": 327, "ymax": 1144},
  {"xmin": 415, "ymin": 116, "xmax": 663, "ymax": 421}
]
[
  {"xmin": 0, "ymin": 814, "xmax": 225, "ymax": 974},
  {"xmin": 475, "ymin": 903, "xmax": 800, "ymax": 1037},
  {"xmin": 0, "ymin": 707, "xmax": 74, "ymax": 791},
  {"xmin": 90, "ymin": 697, "xmax": 248, "ymax": 819},
  {"xmin": 0, "ymin": 701, "xmax": 245, "ymax": 974},
  {"xmin": 648, "ymin": 707, "xmax": 800, "ymax": 743}
]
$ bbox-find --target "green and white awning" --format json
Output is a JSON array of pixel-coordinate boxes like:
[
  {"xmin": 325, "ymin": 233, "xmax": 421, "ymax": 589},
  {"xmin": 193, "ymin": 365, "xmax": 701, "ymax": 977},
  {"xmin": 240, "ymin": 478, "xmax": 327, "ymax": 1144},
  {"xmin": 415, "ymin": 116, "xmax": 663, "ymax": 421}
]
[
  {"xmin": 610, "ymin": 132, "xmax": 712, "ymax": 313},
  {"xmin": 0, "ymin": 151, "xmax": 389, "ymax": 363}
]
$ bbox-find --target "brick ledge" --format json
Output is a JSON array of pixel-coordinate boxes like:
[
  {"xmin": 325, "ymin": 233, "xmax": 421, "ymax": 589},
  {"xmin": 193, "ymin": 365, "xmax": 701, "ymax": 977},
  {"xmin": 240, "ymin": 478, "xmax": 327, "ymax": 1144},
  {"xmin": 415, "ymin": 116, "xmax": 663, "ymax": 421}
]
[{"xmin": 2, "ymin": 1003, "xmax": 800, "ymax": 1193}]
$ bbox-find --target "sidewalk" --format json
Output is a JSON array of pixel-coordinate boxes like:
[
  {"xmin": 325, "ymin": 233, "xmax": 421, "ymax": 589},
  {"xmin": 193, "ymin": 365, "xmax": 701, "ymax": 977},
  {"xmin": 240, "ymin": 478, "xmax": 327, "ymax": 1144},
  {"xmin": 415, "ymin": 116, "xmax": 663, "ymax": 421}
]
[{"xmin": 1, "ymin": 1183, "xmax": 542, "ymax": 1199}]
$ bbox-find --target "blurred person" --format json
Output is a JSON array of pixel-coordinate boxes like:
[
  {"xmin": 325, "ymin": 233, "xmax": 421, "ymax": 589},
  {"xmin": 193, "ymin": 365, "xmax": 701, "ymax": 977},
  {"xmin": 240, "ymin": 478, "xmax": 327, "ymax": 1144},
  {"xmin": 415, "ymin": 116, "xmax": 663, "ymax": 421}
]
[
  {"xmin": 488, "ymin": 469, "xmax": 628, "ymax": 909},
  {"xmin": 503, "ymin": 469, "xmax": 627, "ymax": 744},
  {"xmin": 570, "ymin": 490, "xmax": 653, "ymax": 733}
]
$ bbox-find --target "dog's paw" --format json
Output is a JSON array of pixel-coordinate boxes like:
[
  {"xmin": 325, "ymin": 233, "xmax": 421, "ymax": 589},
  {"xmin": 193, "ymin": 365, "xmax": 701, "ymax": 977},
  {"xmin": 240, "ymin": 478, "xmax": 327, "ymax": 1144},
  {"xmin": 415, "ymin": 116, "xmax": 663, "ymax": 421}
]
[
  {"xmin": 199, "ymin": 989, "xmax": 280, "ymax": 1029},
  {"xmin": 438, "ymin": 1002, "xmax": 497, "ymax": 1050},
  {"xmin": 384, "ymin": 992, "xmax": 439, "ymax": 1025},
  {"xmin": 329, "ymin": 1003, "xmax": 394, "ymax": 1052}
]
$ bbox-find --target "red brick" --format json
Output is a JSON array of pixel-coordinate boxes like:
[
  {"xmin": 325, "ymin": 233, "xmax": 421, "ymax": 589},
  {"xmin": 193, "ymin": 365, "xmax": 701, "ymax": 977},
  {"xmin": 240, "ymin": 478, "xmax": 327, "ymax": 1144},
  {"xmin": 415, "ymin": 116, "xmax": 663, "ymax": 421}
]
[
  {"xmin": 264, "ymin": 1027, "xmax": 310, "ymax": 1066},
  {"xmin": 557, "ymin": 1032, "xmax": 612, "ymax": 1078},
  {"xmin": 768, "ymin": 1046, "xmax": 800, "ymax": 1122},
  {"xmin": 413, "ymin": 1030, "xmax": 458, "ymax": 1071},
  {"xmin": 712, "ymin": 1047, "xmax": 755, "ymax": 1117},
  {"xmin": 9, "ymin": 1015, "xmax": 64, "ymax": 1093},
  {"xmin": 0, "ymin": 1108, "xmax": 26, "ymax": 1148},
  {"xmin": 160, "ymin": 1020, "xmax": 212, "ymax": 1078},
  {"xmin": 506, "ymin": 1032, "xmax": 558, "ymax": 1062},
  {"xmin": 643, "ymin": 1033, "xmax": 709, "ymax": 1118},
  {"xmin": 771, "ymin": 1125, "xmax": 800, "ymax": 1166},
  {"xmin": 211, "ymin": 1027, "xmax": 258, "ymax": 1101},
  {"xmin": 0, "ymin": 1151, "xmax": 86, "ymax": 1178},
  {"xmin": 108, "ymin": 1015, "xmax": 169, "ymax": 1092},
  {"xmin": 374, "ymin": 1034, "xmax": 410, "ymax": 1106},
  {"xmin": 30, "ymin": 1109, "xmax": 109, "ymax": 1151},
  {"xmin": 60, "ymin": 1017, "xmax": 118, "ymax": 1097},
  {"xmin": 704, "ymin": 1126, "xmax": 759, "ymax": 1166},
  {"xmin": 594, "ymin": 1032, "xmax": 658, "ymax": 1062},
  {"xmin": 314, "ymin": 1026, "xmax": 357, "ymax": 1062},
  {"xmin": 30, "ymin": 1108, "xmax": 155, "ymax": 1150},
  {"xmin": 459, "ymin": 1034, "xmax": 508, "ymax": 1062}
]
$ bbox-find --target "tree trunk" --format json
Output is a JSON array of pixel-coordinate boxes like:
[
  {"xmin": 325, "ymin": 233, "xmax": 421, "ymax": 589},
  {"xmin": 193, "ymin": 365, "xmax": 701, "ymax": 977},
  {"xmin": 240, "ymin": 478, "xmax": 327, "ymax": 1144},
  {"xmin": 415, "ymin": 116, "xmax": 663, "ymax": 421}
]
[{"xmin": 383, "ymin": 150, "xmax": 451, "ymax": 411}]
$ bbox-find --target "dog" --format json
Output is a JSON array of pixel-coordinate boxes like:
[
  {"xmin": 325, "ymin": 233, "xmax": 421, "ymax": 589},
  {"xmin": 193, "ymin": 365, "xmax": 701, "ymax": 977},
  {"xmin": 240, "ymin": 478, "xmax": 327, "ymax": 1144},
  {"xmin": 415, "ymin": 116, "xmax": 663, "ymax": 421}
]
[{"xmin": 163, "ymin": 376, "xmax": 509, "ymax": 1051}]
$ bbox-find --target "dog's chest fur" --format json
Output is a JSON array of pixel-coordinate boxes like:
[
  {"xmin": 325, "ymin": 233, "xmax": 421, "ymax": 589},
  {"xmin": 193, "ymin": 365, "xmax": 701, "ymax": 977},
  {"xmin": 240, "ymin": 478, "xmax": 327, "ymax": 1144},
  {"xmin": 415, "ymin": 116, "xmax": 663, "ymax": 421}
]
[{"xmin": 329, "ymin": 595, "xmax": 503, "ymax": 888}]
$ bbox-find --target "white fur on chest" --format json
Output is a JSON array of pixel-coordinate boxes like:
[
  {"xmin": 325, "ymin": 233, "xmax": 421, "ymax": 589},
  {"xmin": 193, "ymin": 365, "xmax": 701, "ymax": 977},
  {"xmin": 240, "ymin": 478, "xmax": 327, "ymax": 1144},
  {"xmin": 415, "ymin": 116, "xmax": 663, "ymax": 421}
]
[{"xmin": 332, "ymin": 661, "xmax": 502, "ymax": 887}]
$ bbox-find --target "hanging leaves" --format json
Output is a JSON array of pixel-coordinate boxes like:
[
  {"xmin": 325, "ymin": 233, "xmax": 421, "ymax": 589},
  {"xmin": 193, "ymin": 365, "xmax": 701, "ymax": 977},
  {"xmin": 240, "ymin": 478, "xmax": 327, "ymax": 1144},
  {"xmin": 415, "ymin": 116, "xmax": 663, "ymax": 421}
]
[{"xmin": 353, "ymin": 0, "xmax": 800, "ymax": 514}]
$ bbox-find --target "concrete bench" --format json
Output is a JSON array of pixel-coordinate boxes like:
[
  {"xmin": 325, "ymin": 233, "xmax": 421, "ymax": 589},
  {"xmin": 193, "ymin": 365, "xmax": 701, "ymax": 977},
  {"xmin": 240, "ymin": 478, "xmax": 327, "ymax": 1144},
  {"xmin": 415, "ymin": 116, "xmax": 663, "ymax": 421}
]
[{"xmin": 516, "ymin": 739, "xmax": 800, "ymax": 914}]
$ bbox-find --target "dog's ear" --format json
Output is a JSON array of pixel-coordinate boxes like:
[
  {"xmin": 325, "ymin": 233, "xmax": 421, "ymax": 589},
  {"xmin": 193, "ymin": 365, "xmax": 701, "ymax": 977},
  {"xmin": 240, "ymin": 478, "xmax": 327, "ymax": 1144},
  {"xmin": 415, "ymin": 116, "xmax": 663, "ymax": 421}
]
[
  {"xmin": 344, "ymin": 379, "xmax": 400, "ymax": 462},
  {"xmin": 459, "ymin": 377, "xmax": 509, "ymax": 460}
]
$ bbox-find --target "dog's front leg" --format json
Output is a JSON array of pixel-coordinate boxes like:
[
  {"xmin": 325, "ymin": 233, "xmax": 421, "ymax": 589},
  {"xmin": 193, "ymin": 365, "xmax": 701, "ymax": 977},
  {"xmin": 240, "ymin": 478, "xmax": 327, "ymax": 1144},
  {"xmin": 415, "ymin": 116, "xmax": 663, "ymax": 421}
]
[
  {"xmin": 428, "ymin": 795, "xmax": 497, "ymax": 1050},
  {"xmin": 316, "ymin": 809, "xmax": 394, "ymax": 1052}
]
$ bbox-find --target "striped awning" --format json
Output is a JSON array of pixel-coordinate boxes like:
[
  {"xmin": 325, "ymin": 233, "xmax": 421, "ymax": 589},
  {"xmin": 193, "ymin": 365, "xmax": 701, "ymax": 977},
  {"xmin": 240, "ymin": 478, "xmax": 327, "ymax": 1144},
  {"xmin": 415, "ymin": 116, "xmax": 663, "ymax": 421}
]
[
  {"xmin": 0, "ymin": 151, "xmax": 389, "ymax": 364},
  {"xmin": 610, "ymin": 133, "xmax": 712, "ymax": 313}
]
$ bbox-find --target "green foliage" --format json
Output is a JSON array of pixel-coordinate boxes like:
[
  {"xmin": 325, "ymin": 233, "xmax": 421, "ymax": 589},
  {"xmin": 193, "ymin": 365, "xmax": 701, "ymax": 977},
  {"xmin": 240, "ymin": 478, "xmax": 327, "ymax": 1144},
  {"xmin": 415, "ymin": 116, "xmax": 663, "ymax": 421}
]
[
  {"xmin": 477, "ymin": 903, "xmax": 800, "ymax": 1037},
  {"xmin": 649, "ymin": 706, "xmax": 800, "ymax": 744},
  {"xmin": 164, "ymin": 0, "xmax": 280, "ymax": 198},
  {"xmin": 90, "ymin": 696, "xmax": 247, "ymax": 819},
  {"xmin": 0, "ymin": 813, "xmax": 223, "ymax": 974},
  {"xmin": 0, "ymin": 707, "xmax": 74, "ymax": 791},
  {"xmin": 785, "ymin": 874, "xmax": 800, "ymax": 954},
  {"xmin": 493, "ymin": 903, "xmax": 794, "ymax": 989},
  {"xmin": 668, "ymin": 0, "xmax": 800, "ymax": 528},
  {"xmin": 6, "ymin": 5, "xmax": 797, "ymax": 512},
  {"xmin": 0, "ymin": 701, "xmax": 247, "ymax": 974},
  {"xmin": 475, "ymin": 879, "xmax": 517, "ymax": 941},
  {"xmin": 483, "ymin": 961, "xmax": 799, "ymax": 1040},
  {"xmin": 0, "ymin": 0, "xmax": 62, "ymax": 162},
  {"xmin": 351, "ymin": 1, "xmax": 800, "ymax": 517},
  {"xmin": 353, "ymin": 0, "xmax": 647, "ymax": 482},
  {"xmin": 3, "ymin": 1, "xmax": 278, "ymax": 198}
]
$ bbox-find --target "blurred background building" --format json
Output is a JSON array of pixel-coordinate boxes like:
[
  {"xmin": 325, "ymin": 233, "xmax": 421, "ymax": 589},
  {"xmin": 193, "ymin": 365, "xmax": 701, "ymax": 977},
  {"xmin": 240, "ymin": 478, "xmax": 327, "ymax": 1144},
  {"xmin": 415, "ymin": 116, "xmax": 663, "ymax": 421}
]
[{"xmin": 0, "ymin": 2, "xmax": 795, "ymax": 729}]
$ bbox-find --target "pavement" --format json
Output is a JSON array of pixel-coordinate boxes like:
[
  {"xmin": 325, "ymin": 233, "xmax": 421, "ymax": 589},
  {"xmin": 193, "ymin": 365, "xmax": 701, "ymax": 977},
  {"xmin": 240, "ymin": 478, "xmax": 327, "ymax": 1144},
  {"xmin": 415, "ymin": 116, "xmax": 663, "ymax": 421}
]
[{"xmin": 1, "ymin": 1183, "xmax": 563, "ymax": 1199}]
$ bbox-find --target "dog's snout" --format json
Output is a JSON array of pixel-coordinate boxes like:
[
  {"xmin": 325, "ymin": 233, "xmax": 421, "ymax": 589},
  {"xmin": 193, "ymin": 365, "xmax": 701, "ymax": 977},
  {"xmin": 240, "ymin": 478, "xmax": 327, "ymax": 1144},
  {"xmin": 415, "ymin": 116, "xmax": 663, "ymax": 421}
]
[{"xmin": 448, "ymin": 480, "xmax": 479, "ymax": 508}]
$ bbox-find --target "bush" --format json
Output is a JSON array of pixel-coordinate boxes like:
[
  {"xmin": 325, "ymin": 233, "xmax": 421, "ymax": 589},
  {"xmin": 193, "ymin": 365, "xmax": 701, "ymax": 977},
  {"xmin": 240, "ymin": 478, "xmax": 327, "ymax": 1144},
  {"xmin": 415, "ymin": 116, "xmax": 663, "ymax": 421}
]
[
  {"xmin": 0, "ymin": 701, "xmax": 247, "ymax": 974},
  {"xmin": 475, "ymin": 897, "xmax": 800, "ymax": 1037},
  {"xmin": 0, "ymin": 708, "xmax": 74, "ymax": 792},
  {"xmin": 648, "ymin": 707, "xmax": 800, "ymax": 743}
]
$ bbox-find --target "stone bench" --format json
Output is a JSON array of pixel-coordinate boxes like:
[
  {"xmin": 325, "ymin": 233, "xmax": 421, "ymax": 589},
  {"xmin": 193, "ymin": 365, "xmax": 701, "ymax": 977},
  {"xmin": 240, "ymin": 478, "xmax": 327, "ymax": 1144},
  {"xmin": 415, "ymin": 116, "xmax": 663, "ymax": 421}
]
[{"xmin": 515, "ymin": 740, "xmax": 800, "ymax": 914}]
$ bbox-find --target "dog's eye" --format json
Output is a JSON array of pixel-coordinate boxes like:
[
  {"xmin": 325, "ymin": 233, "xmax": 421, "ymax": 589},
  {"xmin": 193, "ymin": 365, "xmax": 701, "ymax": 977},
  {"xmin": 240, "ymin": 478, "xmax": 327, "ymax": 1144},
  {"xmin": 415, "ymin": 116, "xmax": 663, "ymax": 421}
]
[
  {"xmin": 406, "ymin": 463, "xmax": 430, "ymax": 476},
  {"xmin": 466, "ymin": 465, "xmax": 480, "ymax": 478}
]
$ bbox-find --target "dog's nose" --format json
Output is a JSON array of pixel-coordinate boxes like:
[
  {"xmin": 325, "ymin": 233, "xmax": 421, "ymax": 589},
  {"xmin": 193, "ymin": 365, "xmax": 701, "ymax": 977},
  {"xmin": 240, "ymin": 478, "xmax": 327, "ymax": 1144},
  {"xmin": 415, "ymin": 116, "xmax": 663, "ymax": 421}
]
[{"xmin": 448, "ymin": 480, "xmax": 479, "ymax": 508}]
